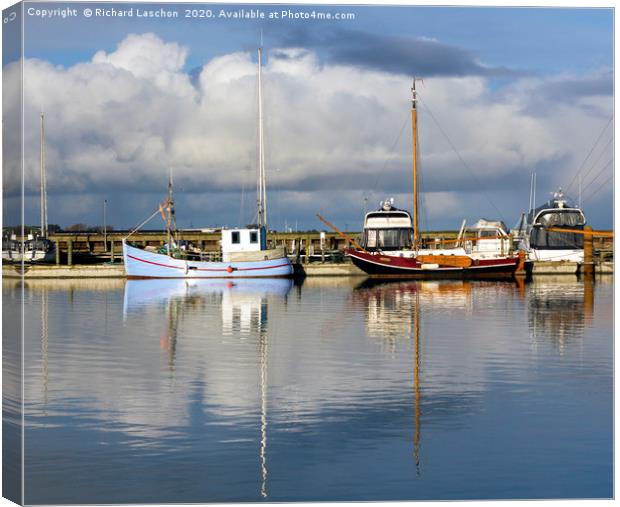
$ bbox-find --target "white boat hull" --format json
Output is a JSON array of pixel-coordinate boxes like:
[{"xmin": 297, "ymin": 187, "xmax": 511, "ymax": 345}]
[
  {"xmin": 2, "ymin": 247, "xmax": 55, "ymax": 263},
  {"xmin": 526, "ymin": 248, "xmax": 584, "ymax": 263},
  {"xmin": 123, "ymin": 242, "xmax": 294, "ymax": 279}
]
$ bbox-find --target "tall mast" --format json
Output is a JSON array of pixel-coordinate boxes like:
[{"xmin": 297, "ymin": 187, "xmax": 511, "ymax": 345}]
[
  {"xmin": 257, "ymin": 47, "xmax": 268, "ymax": 229},
  {"xmin": 166, "ymin": 167, "xmax": 176, "ymax": 253},
  {"xmin": 411, "ymin": 78, "xmax": 420, "ymax": 248},
  {"xmin": 40, "ymin": 112, "xmax": 48, "ymax": 238}
]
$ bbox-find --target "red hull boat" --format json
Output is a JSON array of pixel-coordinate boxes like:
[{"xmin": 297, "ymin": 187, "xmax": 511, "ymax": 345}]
[{"xmin": 347, "ymin": 248, "xmax": 522, "ymax": 279}]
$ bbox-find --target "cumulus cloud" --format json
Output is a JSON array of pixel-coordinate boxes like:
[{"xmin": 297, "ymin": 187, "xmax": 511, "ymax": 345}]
[{"xmin": 7, "ymin": 32, "xmax": 613, "ymax": 230}]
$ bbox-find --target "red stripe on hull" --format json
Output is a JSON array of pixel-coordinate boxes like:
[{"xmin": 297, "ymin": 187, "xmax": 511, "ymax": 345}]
[{"xmin": 127, "ymin": 253, "xmax": 291, "ymax": 272}]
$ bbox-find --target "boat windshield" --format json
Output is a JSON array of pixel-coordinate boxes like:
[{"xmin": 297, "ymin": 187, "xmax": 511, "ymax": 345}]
[
  {"xmin": 529, "ymin": 228, "xmax": 584, "ymax": 249},
  {"xmin": 535, "ymin": 210, "xmax": 585, "ymax": 227},
  {"xmin": 363, "ymin": 228, "xmax": 413, "ymax": 251}
]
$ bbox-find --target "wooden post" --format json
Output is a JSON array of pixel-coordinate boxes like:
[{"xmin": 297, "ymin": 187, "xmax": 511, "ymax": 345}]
[
  {"xmin": 584, "ymin": 274, "xmax": 594, "ymax": 324},
  {"xmin": 583, "ymin": 225, "xmax": 594, "ymax": 278},
  {"xmin": 67, "ymin": 239, "xmax": 73, "ymax": 266},
  {"xmin": 516, "ymin": 250, "xmax": 526, "ymax": 276},
  {"xmin": 110, "ymin": 240, "xmax": 115, "ymax": 262},
  {"xmin": 55, "ymin": 241, "xmax": 60, "ymax": 265}
]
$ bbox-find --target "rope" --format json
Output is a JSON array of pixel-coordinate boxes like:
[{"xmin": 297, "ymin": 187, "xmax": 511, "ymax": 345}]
[
  {"xmin": 565, "ymin": 114, "xmax": 613, "ymax": 194},
  {"xmin": 124, "ymin": 208, "xmax": 162, "ymax": 241},
  {"xmin": 578, "ymin": 136, "xmax": 613, "ymax": 189},
  {"xmin": 580, "ymin": 158, "xmax": 613, "ymax": 194},
  {"xmin": 366, "ymin": 110, "xmax": 410, "ymax": 206},
  {"xmin": 582, "ymin": 173, "xmax": 613, "ymax": 204},
  {"xmin": 417, "ymin": 95, "xmax": 507, "ymax": 224}
]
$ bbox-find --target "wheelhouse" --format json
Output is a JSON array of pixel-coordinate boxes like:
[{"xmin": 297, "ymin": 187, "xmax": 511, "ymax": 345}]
[
  {"xmin": 464, "ymin": 219, "xmax": 511, "ymax": 255},
  {"xmin": 361, "ymin": 199, "xmax": 414, "ymax": 252},
  {"xmin": 528, "ymin": 191, "xmax": 586, "ymax": 250}
]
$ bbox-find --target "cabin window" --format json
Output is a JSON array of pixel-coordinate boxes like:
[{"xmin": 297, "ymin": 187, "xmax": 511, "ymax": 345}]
[
  {"xmin": 232, "ymin": 231, "xmax": 240, "ymax": 244},
  {"xmin": 537, "ymin": 211, "xmax": 585, "ymax": 227},
  {"xmin": 366, "ymin": 230, "xmax": 377, "ymax": 248},
  {"xmin": 364, "ymin": 228, "xmax": 413, "ymax": 250},
  {"xmin": 530, "ymin": 227, "xmax": 583, "ymax": 249},
  {"xmin": 250, "ymin": 231, "xmax": 258, "ymax": 244}
]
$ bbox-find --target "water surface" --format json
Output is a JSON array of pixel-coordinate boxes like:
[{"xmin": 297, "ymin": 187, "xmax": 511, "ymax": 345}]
[{"xmin": 6, "ymin": 275, "xmax": 613, "ymax": 503}]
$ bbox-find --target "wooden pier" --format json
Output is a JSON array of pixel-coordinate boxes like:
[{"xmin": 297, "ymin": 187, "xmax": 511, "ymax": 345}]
[
  {"xmin": 2, "ymin": 227, "xmax": 612, "ymax": 278},
  {"xmin": 45, "ymin": 230, "xmax": 357, "ymax": 266}
]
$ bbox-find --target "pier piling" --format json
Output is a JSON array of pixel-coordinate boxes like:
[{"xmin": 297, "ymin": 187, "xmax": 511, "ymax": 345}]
[
  {"xmin": 583, "ymin": 226, "xmax": 594, "ymax": 278},
  {"xmin": 67, "ymin": 240, "xmax": 73, "ymax": 266}
]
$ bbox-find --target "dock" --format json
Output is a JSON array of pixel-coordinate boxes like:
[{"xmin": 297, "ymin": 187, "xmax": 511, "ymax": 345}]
[
  {"xmin": 3, "ymin": 227, "xmax": 612, "ymax": 279},
  {"xmin": 2, "ymin": 258, "xmax": 613, "ymax": 279}
]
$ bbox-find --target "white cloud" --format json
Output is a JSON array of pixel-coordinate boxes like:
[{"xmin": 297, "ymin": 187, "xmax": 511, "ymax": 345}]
[{"xmin": 8, "ymin": 32, "xmax": 613, "ymax": 228}]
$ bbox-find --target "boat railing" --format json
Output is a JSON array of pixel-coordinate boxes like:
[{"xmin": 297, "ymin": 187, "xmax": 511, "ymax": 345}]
[{"xmin": 197, "ymin": 250, "xmax": 223, "ymax": 262}]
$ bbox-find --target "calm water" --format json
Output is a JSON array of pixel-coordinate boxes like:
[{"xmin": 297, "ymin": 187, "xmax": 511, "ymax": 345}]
[{"xmin": 5, "ymin": 275, "xmax": 613, "ymax": 503}]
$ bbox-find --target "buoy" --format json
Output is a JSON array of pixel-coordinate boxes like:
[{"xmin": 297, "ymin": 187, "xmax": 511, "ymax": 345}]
[{"xmin": 226, "ymin": 266, "xmax": 234, "ymax": 273}]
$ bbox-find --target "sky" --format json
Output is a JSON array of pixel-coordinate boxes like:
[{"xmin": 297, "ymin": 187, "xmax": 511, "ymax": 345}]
[{"xmin": 1, "ymin": 1, "xmax": 614, "ymax": 231}]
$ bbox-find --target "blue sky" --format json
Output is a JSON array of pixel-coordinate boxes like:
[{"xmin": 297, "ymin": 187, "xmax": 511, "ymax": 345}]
[
  {"xmin": 2, "ymin": 1, "xmax": 614, "ymax": 231},
  {"xmin": 21, "ymin": 4, "xmax": 613, "ymax": 74}
]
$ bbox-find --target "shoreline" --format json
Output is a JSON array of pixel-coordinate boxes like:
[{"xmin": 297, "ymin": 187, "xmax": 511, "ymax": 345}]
[{"xmin": 2, "ymin": 260, "xmax": 613, "ymax": 279}]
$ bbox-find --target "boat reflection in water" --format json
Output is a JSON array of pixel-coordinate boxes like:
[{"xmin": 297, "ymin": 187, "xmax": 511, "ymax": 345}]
[
  {"xmin": 527, "ymin": 276, "xmax": 594, "ymax": 354},
  {"xmin": 352, "ymin": 279, "xmax": 470, "ymax": 475},
  {"xmin": 17, "ymin": 274, "xmax": 611, "ymax": 502},
  {"xmin": 123, "ymin": 277, "xmax": 293, "ymax": 498},
  {"xmin": 351, "ymin": 277, "xmax": 531, "ymax": 475}
]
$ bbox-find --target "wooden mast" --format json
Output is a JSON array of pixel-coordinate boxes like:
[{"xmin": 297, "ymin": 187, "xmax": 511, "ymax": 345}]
[
  {"xmin": 166, "ymin": 167, "xmax": 176, "ymax": 255},
  {"xmin": 411, "ymin": 78, "xmax": 420, "ymax": 249}
]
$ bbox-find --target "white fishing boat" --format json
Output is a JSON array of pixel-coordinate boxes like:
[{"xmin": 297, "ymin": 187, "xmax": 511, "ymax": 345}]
[
  {"xmin": 346, "ymin": 79, "xmax": 522, "ymax": 278},
  {"xmin": 123, "ymin": 47, "xmax": 293, "ymax": 279}
]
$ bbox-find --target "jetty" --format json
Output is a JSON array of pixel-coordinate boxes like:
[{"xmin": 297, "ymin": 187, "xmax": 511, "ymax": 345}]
[{"xmin": 2, "ymin": 226, "xmax": 612, "ymax": 279}]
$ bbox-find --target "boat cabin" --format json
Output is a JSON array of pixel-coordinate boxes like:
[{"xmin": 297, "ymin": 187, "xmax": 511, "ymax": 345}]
[
  {"xmin": 361, "ymin": 198, "xmax": 414, "ymax": 252},
  {"xmin": 528, "ymin": 190, "xmax": 586, "ymax": 250},
  {"xmin": 464, "ymin": 219, "xmax": 511, "ymax": 255},
  {"xmin": 221, "ymin": 226, "xmax": 268, "ymax": 260}
]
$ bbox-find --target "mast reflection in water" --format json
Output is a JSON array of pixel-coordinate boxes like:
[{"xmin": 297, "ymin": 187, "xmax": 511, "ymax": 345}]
[{"xmin": 13, "ymin": 275, "xmax": 612, "ymax": 503}]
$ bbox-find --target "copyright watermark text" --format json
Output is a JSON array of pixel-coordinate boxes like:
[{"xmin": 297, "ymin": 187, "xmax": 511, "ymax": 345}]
[{"xmin": 25, "ymin": 5, "xmax": 356, "ymax": 22}]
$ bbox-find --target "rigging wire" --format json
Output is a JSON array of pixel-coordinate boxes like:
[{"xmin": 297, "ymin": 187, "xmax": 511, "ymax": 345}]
[
  {"xmin": 573, "ymin": 135, "xmax": 613, "ymax": 191},
  {"xmin": 564, "ymin": 114, "xmax": 613, "ymax": 194},
  {"xmin": 417, "ymin": 95, "xmax": 507, "ymax": 224},
  {"xmin": 365, "ymin": 110, "xmax": 410, "ymax": 208},
  {"xmin": 580, "ymin": 158, "xmax": 613, "ymax": 195},
  {"xmin": 125, "ymin": 208, "xmax": 162, "ymax": 240},
  {"xmin": 582, "ymin": 173, "xmax": 613, "ymax": 204}
]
